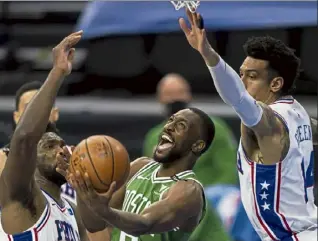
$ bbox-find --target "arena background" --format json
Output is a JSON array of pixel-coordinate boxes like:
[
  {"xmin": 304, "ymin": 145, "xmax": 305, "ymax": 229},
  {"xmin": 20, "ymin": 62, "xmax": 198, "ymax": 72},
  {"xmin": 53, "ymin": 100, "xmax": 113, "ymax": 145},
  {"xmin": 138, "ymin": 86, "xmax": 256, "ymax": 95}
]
[{"xmin": 0, "ymin": 2, "xmax": 316, "ymax": 239}]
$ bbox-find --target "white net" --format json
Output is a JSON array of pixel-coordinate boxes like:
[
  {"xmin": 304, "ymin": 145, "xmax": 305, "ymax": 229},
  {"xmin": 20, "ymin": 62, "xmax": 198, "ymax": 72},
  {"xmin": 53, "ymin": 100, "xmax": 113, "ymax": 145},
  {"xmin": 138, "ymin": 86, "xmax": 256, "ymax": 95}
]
[{"xmin": 170, "ymin": 1, "xmax": 200, "ymax": 13}]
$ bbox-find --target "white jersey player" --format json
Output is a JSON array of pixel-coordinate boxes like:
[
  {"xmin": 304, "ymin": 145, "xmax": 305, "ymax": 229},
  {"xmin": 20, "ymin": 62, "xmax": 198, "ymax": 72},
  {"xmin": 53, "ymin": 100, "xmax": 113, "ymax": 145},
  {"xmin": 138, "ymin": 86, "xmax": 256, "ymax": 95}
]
[
  {"xmin": 238, "ymin": 99, "xmax": 317, "ymax": 241},
  {"xmin": 0, "ymin": 191, "xmax": 79, "ymax": 240},
  {"xmin": 181, "ymin": 10, "xmax": 317, "ymax": 241},
  {"xmin": 0, "ymin": 31, "xmax": 88, "ymax": 241}
]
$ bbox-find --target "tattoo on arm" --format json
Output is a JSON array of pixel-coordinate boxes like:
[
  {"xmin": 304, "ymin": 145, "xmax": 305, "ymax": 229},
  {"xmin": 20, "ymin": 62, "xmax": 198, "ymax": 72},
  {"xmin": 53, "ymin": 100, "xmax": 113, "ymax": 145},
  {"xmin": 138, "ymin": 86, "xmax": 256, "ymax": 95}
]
[{"xmin": 255, "ymin": 102, "xmax": 281, "ymax": 136}]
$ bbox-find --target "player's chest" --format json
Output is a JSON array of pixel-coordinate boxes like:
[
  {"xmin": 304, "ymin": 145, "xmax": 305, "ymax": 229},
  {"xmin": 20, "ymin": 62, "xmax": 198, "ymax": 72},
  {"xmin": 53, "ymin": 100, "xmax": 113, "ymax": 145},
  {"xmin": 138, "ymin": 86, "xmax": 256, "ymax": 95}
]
[
  {"xmin": 123, "ymin": 184, "xmax": 169, "ymax": 214},
  {"xmin": 46, "ymin": 207, "xmax": 79, "ymax": 241}
]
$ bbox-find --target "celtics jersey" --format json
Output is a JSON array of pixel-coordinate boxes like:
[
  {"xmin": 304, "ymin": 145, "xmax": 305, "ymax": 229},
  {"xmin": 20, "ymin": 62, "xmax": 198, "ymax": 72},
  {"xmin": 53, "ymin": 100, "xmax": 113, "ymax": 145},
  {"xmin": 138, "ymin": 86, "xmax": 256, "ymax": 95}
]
[{"xmin": 111, "ymin": 161, "xmax": 206, "ymax": 241}]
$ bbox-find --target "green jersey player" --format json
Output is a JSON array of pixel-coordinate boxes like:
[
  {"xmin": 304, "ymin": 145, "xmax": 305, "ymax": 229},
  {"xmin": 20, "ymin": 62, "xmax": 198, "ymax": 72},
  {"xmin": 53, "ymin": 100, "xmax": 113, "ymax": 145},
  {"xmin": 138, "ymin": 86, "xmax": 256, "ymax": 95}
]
[{"xmin": 61, "ymin": 108, "xmax": 216, "ymax": 241}]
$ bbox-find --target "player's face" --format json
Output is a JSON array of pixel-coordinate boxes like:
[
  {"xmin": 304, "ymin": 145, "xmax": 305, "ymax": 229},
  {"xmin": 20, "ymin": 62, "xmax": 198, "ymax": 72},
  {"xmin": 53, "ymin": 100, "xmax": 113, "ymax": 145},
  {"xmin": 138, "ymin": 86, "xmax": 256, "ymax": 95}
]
[
  {"xmin": 154, "ymin": 109, "xmax": 202, "ymax": 163},
  {"xmin": 240, "ymin": 57, "xmax": 280, "ymax": 103},
  {"xmin": 14, "ymin": 90, "xmax": 59, "ymax": 125},
  {"xmin": 37, "ymin": 132, "xmax": 66, "ymax": 186}
]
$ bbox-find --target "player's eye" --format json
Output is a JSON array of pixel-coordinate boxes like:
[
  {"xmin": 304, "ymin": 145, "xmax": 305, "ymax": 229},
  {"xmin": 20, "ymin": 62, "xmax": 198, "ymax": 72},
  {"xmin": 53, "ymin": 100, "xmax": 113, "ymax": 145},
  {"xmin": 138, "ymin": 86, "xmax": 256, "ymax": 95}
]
[{"xmin": 177, "ymin": 122, "xmax": 186, "ymax": 130}]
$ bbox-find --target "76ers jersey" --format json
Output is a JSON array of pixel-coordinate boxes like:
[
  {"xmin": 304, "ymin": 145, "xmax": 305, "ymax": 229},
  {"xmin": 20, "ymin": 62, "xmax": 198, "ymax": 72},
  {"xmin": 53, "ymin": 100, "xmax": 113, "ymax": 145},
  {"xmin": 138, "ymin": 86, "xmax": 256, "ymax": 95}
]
[
  {"xmin": 237, "ymin": 98, "xmax": 317, "ymax": 241},
  {"xmin": 0, "ymin": 190, "xmax": 80, "ymax": 241}
]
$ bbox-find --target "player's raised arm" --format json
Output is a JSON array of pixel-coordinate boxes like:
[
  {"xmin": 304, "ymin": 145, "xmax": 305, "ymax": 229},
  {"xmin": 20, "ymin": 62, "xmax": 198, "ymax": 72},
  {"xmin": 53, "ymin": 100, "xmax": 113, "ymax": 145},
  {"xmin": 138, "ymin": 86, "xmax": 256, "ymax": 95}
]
[
  {"xmin": 180, "ymin": 10, "xmax": 292, "ymax": 162},
  {"xmin": 70, "ymin": 172, "xmax": 203, "ymax": 237},
  {"xmin": 0, "ymin": 31, "xmax": 82, "ymax": 203}
]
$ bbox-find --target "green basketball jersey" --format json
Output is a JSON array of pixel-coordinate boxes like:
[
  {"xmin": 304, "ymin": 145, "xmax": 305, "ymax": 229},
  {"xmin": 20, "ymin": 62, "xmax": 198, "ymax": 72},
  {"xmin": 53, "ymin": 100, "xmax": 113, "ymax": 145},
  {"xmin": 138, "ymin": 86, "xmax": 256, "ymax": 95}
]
[{"xmin": 111, "ymin": 161, "xmax": 206, "ymax": 241}]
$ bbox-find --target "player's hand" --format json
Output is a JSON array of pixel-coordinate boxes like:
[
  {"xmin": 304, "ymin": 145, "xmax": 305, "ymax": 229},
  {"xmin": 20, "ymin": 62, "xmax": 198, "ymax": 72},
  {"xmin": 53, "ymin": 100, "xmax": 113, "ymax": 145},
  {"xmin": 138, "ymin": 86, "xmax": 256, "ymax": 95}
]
[
  {"xmin": 179, "ymin": 9, "xmax": 220, "ymax": 67},
  {"xmin": 179, "ymin": 10, "xmax": 209, "ymax": 55},
  {"xmin": 52, "ymin": 30, "xmax": 83, "ymax": 76},
  {"xmin": 56, "ymin": 145, "xmax": 74, "ymax": 178},
  {"xmin": 69, "ymin": 170, "xmax": 116, "ymax": 214}
]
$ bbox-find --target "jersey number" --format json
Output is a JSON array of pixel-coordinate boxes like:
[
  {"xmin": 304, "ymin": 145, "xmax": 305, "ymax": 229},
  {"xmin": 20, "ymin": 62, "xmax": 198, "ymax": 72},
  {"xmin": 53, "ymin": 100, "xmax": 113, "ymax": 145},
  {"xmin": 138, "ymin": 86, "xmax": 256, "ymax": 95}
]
[
  {"xmin": 120, "ymin": 231, "xmax": 138, "ymax": 241},
  {"xmin": 301, "ymin": 150, "xmax": 314, "ymax": 203}
]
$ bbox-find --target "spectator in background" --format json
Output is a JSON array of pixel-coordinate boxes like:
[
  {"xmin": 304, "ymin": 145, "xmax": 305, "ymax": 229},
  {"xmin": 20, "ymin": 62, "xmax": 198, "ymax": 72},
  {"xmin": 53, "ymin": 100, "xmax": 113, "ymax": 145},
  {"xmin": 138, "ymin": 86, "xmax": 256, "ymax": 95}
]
[
  {"xmin": 143, "ymin": 73, "xmax": 237, "ymax": 241},
  {"xmin": 143, "ymin": 73, "xmax": 238, "ymax": 186}
]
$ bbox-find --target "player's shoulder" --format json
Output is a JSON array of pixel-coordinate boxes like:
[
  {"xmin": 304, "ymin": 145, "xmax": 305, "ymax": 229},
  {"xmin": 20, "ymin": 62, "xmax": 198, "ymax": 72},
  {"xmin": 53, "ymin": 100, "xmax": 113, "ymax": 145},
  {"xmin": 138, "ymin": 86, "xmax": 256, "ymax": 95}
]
[
  {"xmin": 129, "ymin": 157, "xmax": 153, "ymax": 178},
  {"xmin": 165, "ymin": 180, "xmax": 204, "ymax": 211}
]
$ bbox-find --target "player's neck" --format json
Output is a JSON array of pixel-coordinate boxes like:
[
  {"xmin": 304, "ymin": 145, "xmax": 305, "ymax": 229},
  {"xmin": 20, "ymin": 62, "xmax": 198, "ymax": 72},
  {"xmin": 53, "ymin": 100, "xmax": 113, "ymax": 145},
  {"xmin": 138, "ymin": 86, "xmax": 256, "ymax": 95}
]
[
  {"xmin": 158, "ymin": 157, "xmax": 194, "ymax": 177},
  {"xmin": 35, "ymin": 173, "xmax": 63, "ymax": 206}
]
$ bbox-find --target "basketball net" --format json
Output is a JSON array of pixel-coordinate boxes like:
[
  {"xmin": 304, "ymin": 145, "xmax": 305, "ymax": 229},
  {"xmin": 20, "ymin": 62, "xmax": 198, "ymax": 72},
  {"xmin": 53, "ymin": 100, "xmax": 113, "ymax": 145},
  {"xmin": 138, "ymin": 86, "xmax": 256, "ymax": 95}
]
[{"xmin": 170, "ymin": 1, "xmax": 200, "ymax": 13}]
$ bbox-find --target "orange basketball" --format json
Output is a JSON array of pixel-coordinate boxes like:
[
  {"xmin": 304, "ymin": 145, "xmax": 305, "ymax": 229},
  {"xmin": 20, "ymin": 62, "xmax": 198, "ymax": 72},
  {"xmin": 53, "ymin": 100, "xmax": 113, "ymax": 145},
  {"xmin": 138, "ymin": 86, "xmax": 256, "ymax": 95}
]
[{"xmin": 70, "ymin": 135, "xmax": 130, "ymax": 193}]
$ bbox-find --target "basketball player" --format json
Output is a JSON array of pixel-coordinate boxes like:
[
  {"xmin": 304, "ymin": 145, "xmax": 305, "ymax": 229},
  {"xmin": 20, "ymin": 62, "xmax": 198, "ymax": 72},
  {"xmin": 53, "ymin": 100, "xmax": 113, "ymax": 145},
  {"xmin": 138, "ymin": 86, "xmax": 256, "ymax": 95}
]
[
  {"xmin": 57, "ymin": 108, "xmax": 216, "ymax": 240},
  {"xmin": 0, "ymin": 80, "xmax": 76, "ymax": 205},
  {"xmin": 180, "ymin": 10, "xmax": 317, "ymax": 240},
  {"xmin": 0, "ymin": 31, "xmax": 89, "ymax": 240}
]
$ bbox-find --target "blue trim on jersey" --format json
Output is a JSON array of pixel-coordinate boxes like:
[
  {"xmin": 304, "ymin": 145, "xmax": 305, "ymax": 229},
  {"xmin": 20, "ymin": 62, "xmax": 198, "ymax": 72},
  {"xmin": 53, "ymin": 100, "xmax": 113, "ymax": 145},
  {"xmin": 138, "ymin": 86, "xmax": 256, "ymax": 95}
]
[
  {"xmin": 301, "ymin": 158, "xmax": 308, "ymax": 203},
  {"xmin": 255, "ymin": 164, "xmax": 293, "ymax": 240},
  {"xmin": 272, "ymin": 111, "xmax": 289, "ymax": 133},
  {"xmin": 35, "ymin": 204, "xmax": 49, "ymax": 230},
  {"xmin": 12, "ymin": 231, "xmax": 33, "ymax": 241},
  {"xmin": 306, "ymin": 151, "xmax": 315, "ymax": 188}
]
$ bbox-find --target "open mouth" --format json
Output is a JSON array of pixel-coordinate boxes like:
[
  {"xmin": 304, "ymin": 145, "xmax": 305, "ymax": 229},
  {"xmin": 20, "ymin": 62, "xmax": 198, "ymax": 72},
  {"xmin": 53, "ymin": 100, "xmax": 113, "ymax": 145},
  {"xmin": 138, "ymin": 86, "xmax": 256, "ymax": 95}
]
[{"xmin": 157, "ymin": 133, "xmax": 175, "ymax": 152}]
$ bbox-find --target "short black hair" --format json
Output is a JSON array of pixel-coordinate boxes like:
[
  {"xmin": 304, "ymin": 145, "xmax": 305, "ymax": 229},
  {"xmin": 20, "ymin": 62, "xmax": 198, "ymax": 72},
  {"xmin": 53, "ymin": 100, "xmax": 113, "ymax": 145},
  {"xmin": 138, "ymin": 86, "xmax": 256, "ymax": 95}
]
[
  {"xmin": 15, "ymin": 81, "xmax": 42, "ymax": 110},
  {"xmin": 243, "ymin": 36, "xmax": 300, "ymax": 95},
  {"xmin": 189, "ymin": 107, "xmax": 215, "ymax": 154}
]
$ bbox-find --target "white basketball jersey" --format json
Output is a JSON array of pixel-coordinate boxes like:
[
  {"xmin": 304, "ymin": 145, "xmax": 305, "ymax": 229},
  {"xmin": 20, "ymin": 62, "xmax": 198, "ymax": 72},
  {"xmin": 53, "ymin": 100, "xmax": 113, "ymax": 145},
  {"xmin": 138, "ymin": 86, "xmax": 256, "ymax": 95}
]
[
  {"xmin": 61, "ymin": 183, "xmax": 77, "ymax": 205},
  {"xmin": 237, "ymin": 97, "xmax": 317, "ymax": 241},
  {"xmin": 0, "ymin": 190, "xmax": 80, "ymax": 241}
]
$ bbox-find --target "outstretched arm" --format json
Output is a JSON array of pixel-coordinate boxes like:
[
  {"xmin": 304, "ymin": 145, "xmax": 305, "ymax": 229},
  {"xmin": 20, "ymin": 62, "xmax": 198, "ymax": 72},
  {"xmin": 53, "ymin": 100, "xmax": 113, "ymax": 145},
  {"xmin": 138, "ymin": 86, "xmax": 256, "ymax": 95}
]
[
  {"xmin": 0, "ymin": 31, "xmax": 82, "ymax": 205},
  {"xmin": 180, "ymin": 10, "xmax": 288, "ymax": 163}
]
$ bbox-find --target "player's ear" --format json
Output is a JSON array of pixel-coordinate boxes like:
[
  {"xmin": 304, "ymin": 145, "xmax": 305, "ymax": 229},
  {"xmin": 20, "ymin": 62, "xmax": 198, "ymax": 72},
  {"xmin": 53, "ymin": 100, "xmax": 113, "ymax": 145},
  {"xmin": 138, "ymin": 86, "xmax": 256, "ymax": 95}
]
[
  {"xmin": 191, "ymin": 140, "xmax": 205, "ymax": 154},
  {"xmin": 50, "ymin": 107, "xmax": 60, "ymax": 123},
  {"xmin": 270, "ymin": 77, "xmax": 284, "ymax": 93},
  {"xmin": 13, "ymin": 111, "xmax": 21, "ymax": 125}
]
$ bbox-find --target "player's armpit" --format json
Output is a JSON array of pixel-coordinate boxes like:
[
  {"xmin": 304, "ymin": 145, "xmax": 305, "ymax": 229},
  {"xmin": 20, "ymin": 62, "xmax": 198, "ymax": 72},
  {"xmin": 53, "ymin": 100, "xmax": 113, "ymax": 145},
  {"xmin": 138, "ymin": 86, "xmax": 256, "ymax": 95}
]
[
  {"xmin": 249, "ymin": 102, "xmax": 290, "ymax": 163},
  {"xmin": 104, "ymin": 180, "xmax": 203, "ymax": 237},
  {"xmin": 78, "ymin": 157, "xmax": 151, "ymax": 233},
  {"xmin": 310, "ymin": 118, "xmax": 317, "ymax": 146}
]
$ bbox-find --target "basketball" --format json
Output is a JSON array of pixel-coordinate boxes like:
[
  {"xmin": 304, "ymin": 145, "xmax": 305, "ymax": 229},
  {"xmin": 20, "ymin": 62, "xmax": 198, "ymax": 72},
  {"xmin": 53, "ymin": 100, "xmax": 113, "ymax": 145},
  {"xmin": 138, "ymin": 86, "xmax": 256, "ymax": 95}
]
[{"xmin": 70, "ymin": 135, "xmax": 130, "ymax": 193}]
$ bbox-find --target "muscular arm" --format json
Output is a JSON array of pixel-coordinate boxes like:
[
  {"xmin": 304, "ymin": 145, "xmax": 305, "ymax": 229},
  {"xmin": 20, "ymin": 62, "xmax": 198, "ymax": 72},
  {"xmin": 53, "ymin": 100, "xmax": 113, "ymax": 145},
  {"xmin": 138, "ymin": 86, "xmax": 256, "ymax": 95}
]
[
  {"xmin": 99, "ymin": 180, "xmax": 203, "ymax": 237},
  {"xmin": 204, "ymin": 54, "xmax": 288, "ymax": 164},
  {"xmin": 0, "ymin": 68, "xmax": 65, "ymax": 204},
  {"xmin": 78, "ymin": 157, "xmax": 151, "ymax": 235}
]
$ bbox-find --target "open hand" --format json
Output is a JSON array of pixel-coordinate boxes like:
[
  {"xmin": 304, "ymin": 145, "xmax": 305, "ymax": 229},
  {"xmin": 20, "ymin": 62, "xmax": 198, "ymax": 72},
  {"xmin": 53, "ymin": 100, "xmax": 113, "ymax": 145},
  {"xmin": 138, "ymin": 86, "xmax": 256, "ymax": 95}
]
[
  {"xmin": 69, "ymin": 170, "xmax": 117, "ymax": 215},
  {"xmin": 56, "ymin": 145, "xmax": 74, "ymax": 178},
  {"xmin": 52, "ymin": 30, "xmax": 83, "ymax": 76},
  {"xmin": 179, "ymin": 10, "xmax": 211, "ymax": 56}
]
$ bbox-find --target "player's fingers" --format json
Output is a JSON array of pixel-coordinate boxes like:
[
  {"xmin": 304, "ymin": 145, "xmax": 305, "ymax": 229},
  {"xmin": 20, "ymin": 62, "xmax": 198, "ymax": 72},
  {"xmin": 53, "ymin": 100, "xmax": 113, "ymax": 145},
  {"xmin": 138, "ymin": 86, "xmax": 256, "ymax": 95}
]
[
  {"xmin": 68, "ymin": 48, "xmax": 75, "ymax": 62},
  {"xmin": 179, "ymin": 18, "xmax": 191, "ymax": 36},
  {"xmin": 56, "ymin": 160, "xmax": 69, "ymax": 172},
  {"xmin": 63, "ymin": 146, "xmax": 72, "ymax": 160},
  {"xmin": 68, "ymin": 173, "xmax": 76, "ymax": 188},
  {"xmin": 69, "ymin": 30, "xmax": 83, "ymax": 37},
  {"xmin": 106, "ymin": 182, "xmax": 116, "ymax": 198},
  {"xmin": 75, "ymin": 170, "xmax": 89, "ymax": 193},
  {"xmin": 83, "ymin": 172, "xmax": 94, "ymax": 192},
  {"xmin": 186, "ymin": 8, "xmax": 195, "ymax": 27},
  {"xmin": 196, "ymin": 13, "xmax": 204, "ymax": 30}
]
